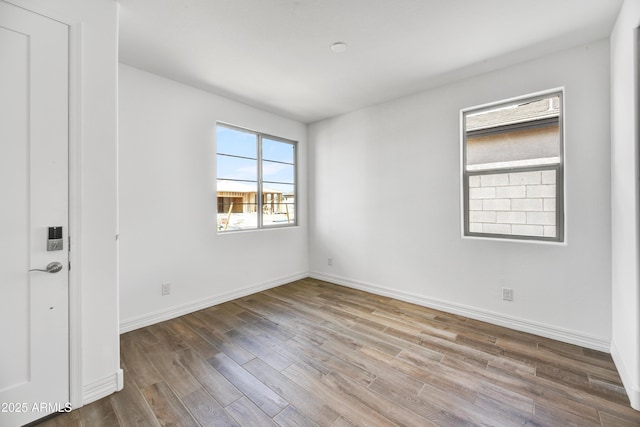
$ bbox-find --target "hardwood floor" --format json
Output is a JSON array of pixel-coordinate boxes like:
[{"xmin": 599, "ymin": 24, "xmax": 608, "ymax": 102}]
[{"xmin": 37, "ymin": 278, "xmax": 640, "ymax": 426}]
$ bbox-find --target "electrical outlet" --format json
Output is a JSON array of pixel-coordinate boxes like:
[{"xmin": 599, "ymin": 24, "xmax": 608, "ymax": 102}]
[
  {"xmin": 161, "ymin": 283, "xmax": 171, "ymax": 296},
  {"xmin": 328, "ymin": 257, "xmax": 333, "ymax": 266},
  {"xmin": 502, "ymin": 287, "xmax": 513, "ymax": 301}
]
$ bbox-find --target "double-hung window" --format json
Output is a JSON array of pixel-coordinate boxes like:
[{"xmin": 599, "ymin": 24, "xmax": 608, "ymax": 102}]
[
  {"xmin": 462, "ymin": 90, "xmax": 564, "ymax": 242},
  {"xmin": 216, "ymin": 123, "xmax": 297, "ymax": 232}
]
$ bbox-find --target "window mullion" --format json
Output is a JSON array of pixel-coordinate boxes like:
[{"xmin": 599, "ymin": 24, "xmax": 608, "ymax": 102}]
[{"xmin": 257, "ymin": 135, "xmax": 263, "ymax": 229}]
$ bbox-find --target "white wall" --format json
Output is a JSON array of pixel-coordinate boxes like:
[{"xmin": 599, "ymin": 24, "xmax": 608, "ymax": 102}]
[
  {"xmin": 309, "ymin": 40, "xmax": 612, "ymax": 351},
  {"xmin": 6, "ymin": 0, "xmax": 121, "ymax": 407},
  {"xmin": 611, "ymin": 0, "xmax": 640, "ymax": 410},
  {"xmin": 118, "ymin": 64, "xmax": 308, "ymax": 330}
]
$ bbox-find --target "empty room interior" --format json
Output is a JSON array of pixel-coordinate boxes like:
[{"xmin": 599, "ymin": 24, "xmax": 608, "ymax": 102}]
[{"xmin": 3, "ymin": 0, "xmax": 640, "ymax": 426}]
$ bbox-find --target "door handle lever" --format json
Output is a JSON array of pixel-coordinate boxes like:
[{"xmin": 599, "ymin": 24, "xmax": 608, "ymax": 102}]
[{"xmin": 29, "ymin": 262, "xmax": 63, "ymax": 273}]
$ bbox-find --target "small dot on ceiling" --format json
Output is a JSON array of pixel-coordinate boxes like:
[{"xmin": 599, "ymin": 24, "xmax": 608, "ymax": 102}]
[{"xmin": 330, "ymin": 42, "xmax": 348, "ymax": 53}]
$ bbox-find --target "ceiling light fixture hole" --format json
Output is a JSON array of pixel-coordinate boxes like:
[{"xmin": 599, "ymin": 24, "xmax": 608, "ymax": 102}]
[{"xmin": 330, "ymin": 42, "xmax": 348, "ymax": 53}]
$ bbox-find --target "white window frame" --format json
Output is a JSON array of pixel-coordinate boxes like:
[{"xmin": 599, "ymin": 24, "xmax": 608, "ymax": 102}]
[{"xmin": 216, "ymin": 122, "xmax": 297, "ymax": 232}]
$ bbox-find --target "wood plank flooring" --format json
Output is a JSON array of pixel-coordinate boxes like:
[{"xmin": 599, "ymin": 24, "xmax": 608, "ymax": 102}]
[{"xmin": 37, "ymin": 278, "xmax": 640, "ymax": 426}]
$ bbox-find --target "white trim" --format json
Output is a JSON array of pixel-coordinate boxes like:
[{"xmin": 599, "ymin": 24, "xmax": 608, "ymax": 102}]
[
  {"xmin": 119, "ymin": 272, "xmax": 308, "ymax": 333},
  {"xmin": 116, "ymin": 368, "xmax": 124, "ymax": 391},
  {"xmin": 611, "ymin": 340, "xmax": 640, "ymax": 411},
  {"xmin": 82, "ymin": 369, "xmax": 123, "ymax": 406},
  {"xmin": 67, "ymin": 19, "xmax": 84, "ymax": 412},
  {"xmin": 309, "ymin": 271, "xmax": 610, "ymax": 352}
]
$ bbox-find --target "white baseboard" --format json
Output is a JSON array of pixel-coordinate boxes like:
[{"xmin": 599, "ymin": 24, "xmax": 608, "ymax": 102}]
[
  {"xmin": 119, "ymin": 272, "xmax": 308, "ymax": 333},
  {"xmin": 310, "ymin": 271, "xmax": 610, "ymax": 352},
  {"xmin": 83, "ymin": 368, "xmax": 123, "ymax": 405},
  {"xmin": 611, "ymin": 340, "xmax": 640, "ymax": 411}
]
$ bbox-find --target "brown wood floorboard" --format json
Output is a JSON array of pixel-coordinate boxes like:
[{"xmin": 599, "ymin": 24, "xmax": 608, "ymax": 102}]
[{"xmin": 36, "ymin": 278, "xmax": 640, "ymax": 426}]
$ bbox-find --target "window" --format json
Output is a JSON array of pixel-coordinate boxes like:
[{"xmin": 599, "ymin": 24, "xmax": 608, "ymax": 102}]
[
  {"xmin": 462, "ymin": 91, "xmax": 564, "ymax": 242},
  {"xmin": 216, "ymin": 123, "xmax": 297, "ymax": 232}
]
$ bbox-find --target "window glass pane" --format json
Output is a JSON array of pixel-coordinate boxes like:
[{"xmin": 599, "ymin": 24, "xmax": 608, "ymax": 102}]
[
  {"xmin": 262, "ymin": 183, "xmax": 295, "ymax": 227},
  {"xmin": 217, "ymin": 155, "xmax": 257, "ymax": 181},
  {"xmin": 466, "ymin": 96, "xmax": 560, "ymax": 171},
  {"xmin": 216, "ymin": 123, "xmax": 297, "ymax": 232},
  {"xmin": 468, "ymin": 169, "xmax": 557, "ymax": 238},
  {"xmin": 262, "ymin": 160, "xmax": 294, "ymax": 184},
  {"xmin": 216, "ymin": 180, "xmax": 258, "ymax": 231},
  {"xmin": 463, "ymin": 91, "xmax": 562, "ymax": 242},
  {"xmin": 262, "ymin": 138, "xmax": 294, "ymax": 163},
  {"xmin": 217, "ymin": 126, "xmax": 257, "ymax": 158}
]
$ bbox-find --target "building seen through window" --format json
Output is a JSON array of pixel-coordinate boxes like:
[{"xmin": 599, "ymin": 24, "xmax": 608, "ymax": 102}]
[
  {"xmin": 216, "ymin": 124, "xmax": 296, "ymax": 232},
  {"xmin": 462, "ymin": 92, "xmax": 563, "ymax": 241}
]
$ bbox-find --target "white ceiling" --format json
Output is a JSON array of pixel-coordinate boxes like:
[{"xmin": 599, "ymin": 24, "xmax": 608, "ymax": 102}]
[{"xmin": 118, "ymin": 0, "xmax": 623, "ymax": 124}]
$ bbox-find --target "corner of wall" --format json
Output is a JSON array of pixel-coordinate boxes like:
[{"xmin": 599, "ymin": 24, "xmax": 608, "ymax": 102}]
[{"xmin": 611, "ymin": 340, "xmax": 640, "ymax": 410}]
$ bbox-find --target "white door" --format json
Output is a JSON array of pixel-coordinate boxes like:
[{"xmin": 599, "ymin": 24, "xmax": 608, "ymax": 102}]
[{"xmin": 0, "ymin": 2, "xmax": 69, "ymax": 426}]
